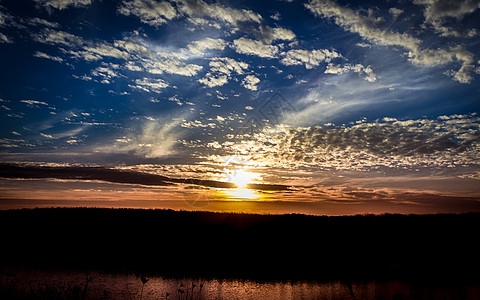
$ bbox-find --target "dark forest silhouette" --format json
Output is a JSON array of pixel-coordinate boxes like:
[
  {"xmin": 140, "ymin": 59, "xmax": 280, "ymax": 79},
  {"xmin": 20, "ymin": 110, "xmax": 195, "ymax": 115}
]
[{"xmin": 1, "ymin": 208, "xmax": 479, "ymax": 282}]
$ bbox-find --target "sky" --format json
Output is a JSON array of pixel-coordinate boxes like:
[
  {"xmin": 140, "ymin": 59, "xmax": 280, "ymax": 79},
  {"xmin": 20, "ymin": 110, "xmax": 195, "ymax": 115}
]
[{"xmin": 0, "ymin": 0, "xmax": 479, "ymax": 215}]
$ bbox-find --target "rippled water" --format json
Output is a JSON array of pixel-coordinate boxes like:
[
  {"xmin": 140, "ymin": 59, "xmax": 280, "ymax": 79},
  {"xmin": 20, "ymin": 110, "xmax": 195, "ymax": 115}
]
[{"xmin": 2, "ymin": 269, "xmax": 479, "ymax": 299}]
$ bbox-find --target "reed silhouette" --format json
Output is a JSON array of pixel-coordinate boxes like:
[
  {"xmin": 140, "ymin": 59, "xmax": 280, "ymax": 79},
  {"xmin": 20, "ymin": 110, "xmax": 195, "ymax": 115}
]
[{"xmin": 139, "ymin": 276, "xmax": 148, "ymax": 300}]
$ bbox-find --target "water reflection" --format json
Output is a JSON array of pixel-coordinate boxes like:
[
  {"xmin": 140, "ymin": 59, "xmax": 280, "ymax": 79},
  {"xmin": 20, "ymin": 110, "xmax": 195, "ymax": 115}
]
[{"xmin": 5, "ymin": 270, "xmax": 479, "ymax": 300}]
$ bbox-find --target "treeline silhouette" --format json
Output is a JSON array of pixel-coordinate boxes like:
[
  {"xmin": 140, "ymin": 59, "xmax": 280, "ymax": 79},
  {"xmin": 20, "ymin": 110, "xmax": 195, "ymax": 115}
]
[{"xmin": 1, "ymin": 208, "xmax": 479, "ymax": 281}]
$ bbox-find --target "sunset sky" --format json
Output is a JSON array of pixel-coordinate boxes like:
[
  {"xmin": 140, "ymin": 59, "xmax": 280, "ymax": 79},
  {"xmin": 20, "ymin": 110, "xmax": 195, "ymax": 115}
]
[{"xmin": 1, "ymin": 0, "xmax": 479, "ymax": 215}]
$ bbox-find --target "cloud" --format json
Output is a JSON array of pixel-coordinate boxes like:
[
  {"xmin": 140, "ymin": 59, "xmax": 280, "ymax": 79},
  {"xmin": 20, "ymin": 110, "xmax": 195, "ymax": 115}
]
[
  {"xmin": 0, "ymin": 8, "xmax": 9, "ymax": 27},
  {"xmin": 32, "ymin": 29, "xmax": 85, "ymax": 47},
  {"xmin": 198, "ymin": 57, "xmax": 249, "ymax": 88},
  {"xmin": 232, "ymin": 37, "xmax": 279, "ymax": 58},
  {"xmin": 34, "ymin": 51, "xmax": 63, "ymax": 62},
  {"xmin": 0, "ymin": 163, "xmax": 291, "ymax": 191},
  {"xmin": 32, "ymin": 28, "xmax": 204, "ymax": 86},
  {"xmin": 34, "ymin": 0, "xmax": 92, "ymax": 11},
  {"xmin": 40, "ymin": 133, "xmax": 54, "ymax": 139},
  {"xmin": 0, "ymin": 5, "xmax": 17, "ymax": 30},
  {"xmin": 21, "ymin": 99, "xmax": 49, "ymax": 106},
  {"xmin": 414, "ymin": 0, "xmax": 480, "ymax": 38},
  {"xmin": 174, "ymin": 0, "xmax": 262, "ymax": 29},
  {"xmin": 305, "ymin": 0, "xmax": 477, "ymax": 83},
  {"xmin": 187, "ymin": 38, "xmax": 226, "ymax": 55},
  {"xmin": 114, "ymin": 39, "xmax": 149, "ymax": 54},
  {"xmin": 83, "ymin": 42, "xmax": 129, "ymax": 59},
  {"xmin": 0, "ymin": 32, "xmax": 11, "ymax": 43},
  {"xmin": 91, "ymin": 65, "xmax": 120, "ymax": 84},
  {"xmin": 270, "ymin": 12, "xmax": 281, "ymax": 21},
  {"xmin": 129, "ymin": 77, "xmax": 169, "ymax": 93},
  {"xmin": 241, "ymin": 75, "xmax": 261, "ymax": 91},
  {"xmin": 0, "ymin": 163, "xmax": 173, "ymax": 186},
  {"xmin": 118, "ymin": 0, "xmax": 263, "ymax": 31},
  {"xmin": 99, "ymin": 119, "xmax": 183, "ymax": 158},
  {"xmin": 325, "ymin": 63, "xmax": 376, "ymax": 82},
  {"xmin": 181, "ymin": 120, "xmax": 217, "ymax": 128},
  {"xmin": 63, "ymin": 49, "xmax": 102, "ymax": 61},
  {"xmin": 388, "ymin": 7, "xmax": 404, "ymax": 20},
  {"xmin": 141, "ymin": 57, "xmax": 203, "ymax": 76},
  {"xmin": 198, "ymin": 74, "xmax": 228, "ymax": 88},
  {"xmin": 280, "ymin": 49, "xmax": 342, "ymax": 69},
  {"xmin": 253, "ymin": 25, "xmax": 296, "ymax": 43},
  {"xmin": 240, "ymin": 114, "xmax": 480, "ymax": 171},
  {"xmin": 208, "ymin": 57, "xmax": 249, "ymax": 75},
  {"xmin": 414, "ymin": 0, "xmax": 480, "ymax": 21},
  {"xmin": 28, "ymin": 17, "xmax": 60, "ymax": 28},
  {"xmin": 118, "ymin": 0, "xmax": 178, "ymax": 26}
]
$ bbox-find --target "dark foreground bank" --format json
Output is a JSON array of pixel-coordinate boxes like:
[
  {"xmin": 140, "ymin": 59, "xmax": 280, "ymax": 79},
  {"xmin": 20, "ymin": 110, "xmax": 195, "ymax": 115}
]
[{"xmin": 1, "ymin": 208, "xmax": 479, "ymax": 281}]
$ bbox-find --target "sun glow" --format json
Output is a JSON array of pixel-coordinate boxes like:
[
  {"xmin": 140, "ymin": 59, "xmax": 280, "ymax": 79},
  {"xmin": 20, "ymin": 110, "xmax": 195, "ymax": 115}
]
[
  {"xmin": 224, "ymin": 169, "xmax": 261, "ymax": 188},
  {"xmin": 217, "ymin": 188, "xmax": 263, "ymax": 200},
  {"xmin": 209, "ymin": 168, "xmax": 266, "ymax": 200}
]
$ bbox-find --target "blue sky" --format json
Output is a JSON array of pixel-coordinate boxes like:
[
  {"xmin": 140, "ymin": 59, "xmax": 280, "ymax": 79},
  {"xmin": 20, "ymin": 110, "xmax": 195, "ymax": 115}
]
[{"xmin": 0, "ymin": 0, "xmax": 479, "ymax": 214}]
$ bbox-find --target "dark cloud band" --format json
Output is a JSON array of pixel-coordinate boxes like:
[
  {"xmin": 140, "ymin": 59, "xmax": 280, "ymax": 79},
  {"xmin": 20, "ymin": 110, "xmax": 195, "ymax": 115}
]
[{"xmin": 0, "ymin": 163, "xmax": 291, "ymax": 191}]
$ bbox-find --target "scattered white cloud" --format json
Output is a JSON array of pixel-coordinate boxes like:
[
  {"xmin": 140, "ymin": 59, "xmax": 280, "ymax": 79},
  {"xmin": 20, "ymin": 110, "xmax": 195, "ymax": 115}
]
[
  {"xmin": 413, "ymin": 0, "xmax": 480, "ymax": 38},
  {"xmin": 232, "ymin": 37, "xmax": 279, "ymax": 58},
  {"xmin": 187, "ymin": 38, "xmax": 226, "ymax": 55},
  {"xmin": 198, "ymin": 74, "xmax": 228, "ymax": 88},
  {"xmin": 389, "ymin": 7, "xmax": 404, "ymax": 19},
  {"xmin": 413, "ymin": 0, "xmax": 480, "ymax": 21},
  {"xmin": 356, "ymin": 42, "xmax": 372, "ymax": 48},
  {"xmin": 241, "ymin": 75, "xmax": 261, "ymax": 91},
  {"xmin": 254, "ymin": 26, "xmax": 296, "ymax": 43},
  {"xmin": 34, "ymin": 51, "xmax": 63, "ymax": 62},
  {"xmin": 208, "ymin": 57, "xmax": 249, "ymax": 75},
  {"xmin": 142, "ymin": 57, "xmax": 203, "ymax": 76},
  {"xmin": 222, "ymin": 114, "xmax": 480, "ymax": 171},
  {"xmin": 83, "ymin": 42, "xmax": 129, "ymax": 59},
  {"xmin": 325, "ymin": 63, "xmax": 376, "ymax": 82},
  {"xmin": 175, "ymin": 0, "xmax": 262, "ymax": 29},
  {"xmin": 114, "ymin": 40, "xmax": 149, "ymax": 54},
  {"xmin": 40, "ymin": 132, "xmax": 54, "ymax": 139},
  {"xmin": 129, "ymin": 77, "xmax": 169, "ymax": 93},
  {"xmin": 198, "ymin": 57, "xmax": 250, "ymax": 88},
  {"xmin": 186, "ymin": 17, "xmax": 222, "ymax": 30},
  {"xmin": 72, "ymin": 74, "xmax": 93, "ymax": 81},
  {"xmin": 63, "ymin": 49, "xmax": 102, "ymax": 61},
  {"xmin": 91, "ymin": 65, "xmax": 119, "ymax": 84},
  {"xmin": 118, "ymin": 0, "xmax": 178, "ymax": 26},
  {"xmin": 0, "ymin": 32, "xmax": 11, "ymax": 43},
  {"xmin": 270, "ymin": 11, "xmax": 281, "ymax": 21},
  {"xmin": 29, "ymin": 17, "xmax": 60, "ymax": 28},
  {"xmin": 34, "ymin": 0, "xmax": 92, "ymax": 11},
  {"xmin": 280, "ymin": 48, "xmax": 342, "ymax": 69},
  {"xmin": 20, "ymin": 99, "xmax": 49, "ymax": 106},
  {"xmin": 306, "ymin": 0, "xmax": 477, "ymax": 83},
  {"xmin": 32, "ymin": 28, "xmax": 204, "ymax": 88},
  {"xmin": 181, "ymin": 120, "xmax": 216, "ymax": 128},
  {"xmin": 99, "ymin": 119, "xmax": 184, "ymax": 158},
  {"xmin": 0, "ymin": 8, "xmax": 10, "ymax": 27},
  {"xmin": 32, "ymin": 29, "xmax": 84, "ymax": 47}
]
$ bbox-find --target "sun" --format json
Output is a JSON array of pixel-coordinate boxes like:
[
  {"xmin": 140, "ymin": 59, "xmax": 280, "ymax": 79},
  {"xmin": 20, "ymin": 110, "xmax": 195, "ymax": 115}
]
[{"xmin": 227, "ymin": 169, "xmax": 260, "ymax": 188}]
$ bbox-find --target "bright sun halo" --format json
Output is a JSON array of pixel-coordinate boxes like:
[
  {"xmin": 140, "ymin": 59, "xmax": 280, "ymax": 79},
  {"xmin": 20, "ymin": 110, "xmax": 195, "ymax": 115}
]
[{"xmin": 227, "ymin": 169, "xmax": 260, "ymax": 188}]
